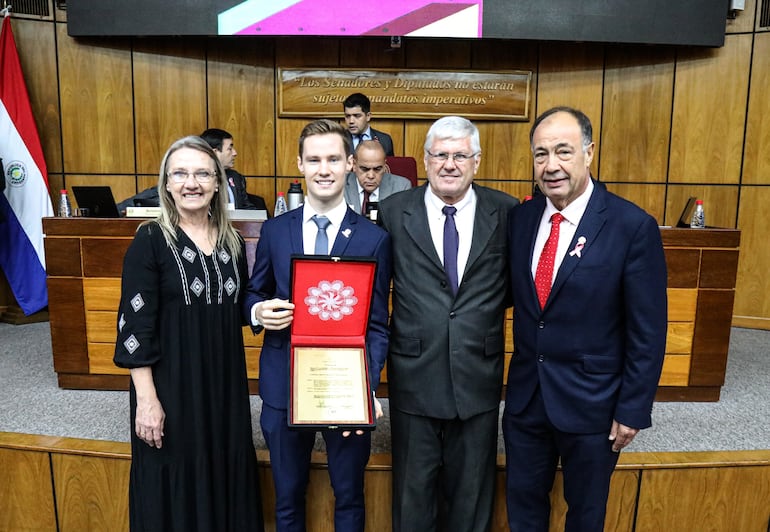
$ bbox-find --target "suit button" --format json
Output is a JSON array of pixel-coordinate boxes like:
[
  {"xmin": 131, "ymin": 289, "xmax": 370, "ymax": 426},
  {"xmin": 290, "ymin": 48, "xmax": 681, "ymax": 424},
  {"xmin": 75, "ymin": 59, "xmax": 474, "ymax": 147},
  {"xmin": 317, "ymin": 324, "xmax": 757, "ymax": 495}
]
[
  {"xmin": 537, "ymin": 354, "xmax": 544, "ymax": 362},
  {"xmin": 441, "ymin": 281, "xmax": 447, "ymax": 288},
  {"xmin": 449, "ymin": 312, "xmax": 456, "ymax": 319},
  {"xmin": 538, "ymin": 321, "xmax": 545, "ymax": 329}
]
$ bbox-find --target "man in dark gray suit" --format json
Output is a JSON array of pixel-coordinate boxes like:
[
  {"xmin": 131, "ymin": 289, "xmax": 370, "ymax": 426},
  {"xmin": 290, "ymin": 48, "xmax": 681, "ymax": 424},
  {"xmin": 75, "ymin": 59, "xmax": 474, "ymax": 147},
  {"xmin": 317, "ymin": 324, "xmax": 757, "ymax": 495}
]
[
  {"xmin": 378, "ymin": 116, "xmax": 519, "ymax": 532},
  {"xmin": 344, "ymin": 140, "xmax": 411, "ymax": 218},
  {"xmin": 343, "ymin": 93, "xmax": 394, "ymax": 156}
]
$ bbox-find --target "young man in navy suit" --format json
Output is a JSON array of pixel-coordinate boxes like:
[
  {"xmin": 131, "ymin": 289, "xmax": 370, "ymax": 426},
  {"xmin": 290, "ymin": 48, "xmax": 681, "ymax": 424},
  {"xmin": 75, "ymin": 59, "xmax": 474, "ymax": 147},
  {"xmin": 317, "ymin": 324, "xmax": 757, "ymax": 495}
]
[
  {"xmin": 244, "ymin": 119, "xmax": 391, "ymax": 531},
  {"xmin": 504, "ymin": 107, "xmax": 668, "ymax": 531}
]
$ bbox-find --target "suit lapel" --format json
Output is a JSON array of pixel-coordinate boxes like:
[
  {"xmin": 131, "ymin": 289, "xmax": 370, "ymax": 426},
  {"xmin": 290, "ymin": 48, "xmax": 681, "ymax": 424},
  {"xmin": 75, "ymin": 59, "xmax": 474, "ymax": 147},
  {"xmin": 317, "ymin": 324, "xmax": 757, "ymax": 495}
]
[
  {"xmin": 330, "ymin": 208, "xmax": 357, "ymax": 256},
  {"xmin": 379, "ymin": 174, "xmax": 394, "ymax": 197},
  {"xmin": 522, "ymin": 197, "xmax": 547, "ymax": 308},
  {"xmin": 289, "ymin": 207, "xmax": 306, "ymax": 255},
  {"xmin": 344, "ymin": 173, "xmax": 360, "ymax": 211},
  {"xmin": 402, "ymin": 186, "xmax": 444, "ymax": 271},
  {"xmin": 463, "ymin": 187, "xmax": 496, "ymax": 277},
  {"xmin": 547, "ymin": 185, "xmax": 608, "ymax": 307}
]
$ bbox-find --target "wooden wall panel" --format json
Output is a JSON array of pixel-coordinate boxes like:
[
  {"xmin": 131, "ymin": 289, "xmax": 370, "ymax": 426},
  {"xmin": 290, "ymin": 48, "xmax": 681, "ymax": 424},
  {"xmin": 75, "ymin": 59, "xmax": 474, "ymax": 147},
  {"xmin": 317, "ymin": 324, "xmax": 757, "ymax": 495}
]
[
  {"xmin": 340, "ymin": 37, "xmax": 406, "ymax": 68},
  {"xmin": 472, "ymin": 41, "xmax": 538, "ymax": 183},
  {"xmin": 274, "ymin": 37, "xmax": 339, "ymax": 67},
  {"xmin": 133, "ymin": 40, "xmax": 207, "ymax": 174},
  {"xmin": 405, "ymin": 38, "xmax": 472, "ymax": 69},
  {"xmin": 52, "ymin": 453, "xmax": 130, "ymax": 532},
  {"xmin": 57, "ymin": 27, "xmax": 134, "ymax": 175},
  {"xmin": 206, "ymin": 38, "xmax": 276, "ymax": 178},
  {"xmin": 601, "ymin": 47, "xmax": 675, "ymax": 184},
  {"xmin": 275, "ymin": 118, "xmax": 311, "ymax": 179},
  {"xmin": 636, "ymin": 466, "xmax": 770, "ymax": 532},
  {"xmin": 403, "ymin": 123, "xmax": 432, "ymax": 182},
  {"xmin": 0, "ymin": 448, "xmax": 57, "ymax": 531},
  {"xmin": 669, "ymin": 34, "xmax": 752, "ymax": 184},
  {"xmin": 537, "ymin": 43, "xmax": 604, "ymax": 170},
  {"xmin": 13, "ymin": 18, "xmax": 62, "ymax": 174},
  {"xmin": 475, "ymin": 180, "xmax": 533, "ymax": 203},
  {"xmin": 742, "ymin": 32, "xmax": 770, "ymax": 185},
  {"xmin": 605, "ymin": 184, "xmax": 666, "ymax": 225},
  {"xmin": 664, "ymin": 185, "xmax": 739, "ymax": 229},
  {"xmin": 734, "ymin": 187, "xmax": 770, "ymax": 323}
]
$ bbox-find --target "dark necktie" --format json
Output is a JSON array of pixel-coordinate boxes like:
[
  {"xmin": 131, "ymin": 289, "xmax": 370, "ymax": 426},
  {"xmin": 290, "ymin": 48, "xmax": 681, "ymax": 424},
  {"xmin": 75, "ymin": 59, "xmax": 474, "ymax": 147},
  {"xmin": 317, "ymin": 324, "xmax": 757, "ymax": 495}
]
[
  {"xmin": 361, "ymin": 190, "xmax": 370, "ymax": 215},
  {"xmin": 312, "ymin": 215, "xmax": 331, "ymax": 255},
  {"xmin": 534, "ymin": 213, "xmax": 564, "ymax": 309},
  {"xmin": 442, "ymin": 205, "xmax": 459, "ymax": 294}
]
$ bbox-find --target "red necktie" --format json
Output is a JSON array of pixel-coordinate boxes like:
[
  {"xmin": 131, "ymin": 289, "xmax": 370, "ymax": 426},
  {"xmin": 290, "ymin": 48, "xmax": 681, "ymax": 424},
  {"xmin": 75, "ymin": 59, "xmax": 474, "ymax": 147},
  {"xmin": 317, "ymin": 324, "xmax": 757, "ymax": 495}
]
[
  {"xmin": 361, "ymin": 190, "xmax": 370, "ymax": 215},
  {"xmin": 534, "ymin": 213, "xmax": 564, "ymax": 309}
]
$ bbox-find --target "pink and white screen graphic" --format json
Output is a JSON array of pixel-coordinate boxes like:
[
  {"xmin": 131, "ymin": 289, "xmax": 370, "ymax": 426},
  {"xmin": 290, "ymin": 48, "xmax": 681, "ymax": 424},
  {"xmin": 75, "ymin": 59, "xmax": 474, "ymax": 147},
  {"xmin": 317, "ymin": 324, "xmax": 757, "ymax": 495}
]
[{"xmin": 218, "ymin": 1, "xmax": 483, "ymax": 38}]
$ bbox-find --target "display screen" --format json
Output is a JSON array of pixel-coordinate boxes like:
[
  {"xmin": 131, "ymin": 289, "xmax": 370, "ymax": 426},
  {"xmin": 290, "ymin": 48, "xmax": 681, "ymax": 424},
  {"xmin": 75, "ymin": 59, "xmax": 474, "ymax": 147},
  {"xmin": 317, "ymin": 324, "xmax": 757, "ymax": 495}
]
[{"xmin": 67, "ymin": 0, "xmax": 727, "ymax": 47}]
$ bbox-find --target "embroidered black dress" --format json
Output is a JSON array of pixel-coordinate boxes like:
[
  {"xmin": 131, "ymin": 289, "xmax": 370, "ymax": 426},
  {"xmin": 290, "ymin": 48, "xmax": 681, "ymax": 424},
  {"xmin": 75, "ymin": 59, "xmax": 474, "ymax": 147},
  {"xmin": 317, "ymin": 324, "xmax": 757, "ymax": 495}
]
[{"xmin": 114, "ymin": 223, "xmax": 263, "ymax": 532}]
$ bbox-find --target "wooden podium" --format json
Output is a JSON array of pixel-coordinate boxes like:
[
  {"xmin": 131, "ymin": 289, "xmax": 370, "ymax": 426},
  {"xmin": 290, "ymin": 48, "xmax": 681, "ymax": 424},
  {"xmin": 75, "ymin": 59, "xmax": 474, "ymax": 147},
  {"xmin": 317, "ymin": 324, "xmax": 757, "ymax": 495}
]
[
  {"xmin": 43, "ymin": 218, "xmax": 739, "ymax": 401},
  {"xmin": 42, "ymin": 217, "xmax": 264, "ymax": 391}
]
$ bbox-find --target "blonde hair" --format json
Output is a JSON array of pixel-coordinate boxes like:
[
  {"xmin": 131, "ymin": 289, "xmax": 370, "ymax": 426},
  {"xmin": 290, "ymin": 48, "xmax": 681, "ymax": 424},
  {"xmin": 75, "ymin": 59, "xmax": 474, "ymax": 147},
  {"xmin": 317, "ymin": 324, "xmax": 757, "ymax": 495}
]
[{"xmin": 144, "ymin": 135, "xmax": 242, "ymax": 259}]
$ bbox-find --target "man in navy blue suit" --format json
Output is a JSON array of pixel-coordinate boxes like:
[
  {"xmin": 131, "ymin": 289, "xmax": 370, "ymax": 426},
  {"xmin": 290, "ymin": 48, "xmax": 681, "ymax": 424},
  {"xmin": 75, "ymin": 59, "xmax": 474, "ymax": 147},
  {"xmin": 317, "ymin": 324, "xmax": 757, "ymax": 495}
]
[
  {"xmin": 244, "ymin": 119, "xmax": 391, "ymax": 531},
  {"xmin": 504, "ymin": 107, "xmax": 668, "ymax": 531}
]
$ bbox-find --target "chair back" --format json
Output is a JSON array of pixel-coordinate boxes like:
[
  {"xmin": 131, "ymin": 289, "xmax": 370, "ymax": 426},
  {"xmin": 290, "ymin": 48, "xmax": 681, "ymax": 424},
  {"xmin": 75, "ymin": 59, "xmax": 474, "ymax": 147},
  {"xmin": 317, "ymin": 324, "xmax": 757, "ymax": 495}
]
[{"xmin": 385, "ymin": 156, "xmax": 418, "ymax": 187}]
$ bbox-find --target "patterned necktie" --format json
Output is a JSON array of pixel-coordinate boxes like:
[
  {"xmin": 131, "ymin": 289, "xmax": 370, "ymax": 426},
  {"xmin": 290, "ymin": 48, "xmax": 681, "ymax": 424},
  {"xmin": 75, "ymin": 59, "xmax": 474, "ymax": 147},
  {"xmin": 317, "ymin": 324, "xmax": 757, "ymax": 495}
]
[
  {"xmin": 361, "ymin": 190, "xmax": 371, "ymax": 215},
  {"xmin": 442, "ymin": 205, "xmax": 459, "ymax": 294},
  {"xmin": 534, "ymin": 213, "xmax": 564, "ymax": 309},
  {"xmin": 312, "ymin": 215, "xmax": 331, "ymax": 255}
]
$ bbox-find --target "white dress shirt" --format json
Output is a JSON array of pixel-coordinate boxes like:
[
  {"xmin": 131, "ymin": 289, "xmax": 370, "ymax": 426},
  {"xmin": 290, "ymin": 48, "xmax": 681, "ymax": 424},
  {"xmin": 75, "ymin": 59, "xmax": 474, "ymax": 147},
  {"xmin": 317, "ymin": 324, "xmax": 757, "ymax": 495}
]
[
  {"xmin": 356, "ymin": 182, "xmax": 379, "ymax": 205},
  {"xmin": 352, "ymin": 128, "xmax": 371, "ymax": 149},
  {"xmin": 302, "ymin": 198, "xmax": 348, "ymax": 255},
  {"xmin": 425, "ymin": 186, "xmax": 476, "ymax": 286},
  {"xmin": 531, "ymin": 179, "xmax": 594, "ymax": 283}
]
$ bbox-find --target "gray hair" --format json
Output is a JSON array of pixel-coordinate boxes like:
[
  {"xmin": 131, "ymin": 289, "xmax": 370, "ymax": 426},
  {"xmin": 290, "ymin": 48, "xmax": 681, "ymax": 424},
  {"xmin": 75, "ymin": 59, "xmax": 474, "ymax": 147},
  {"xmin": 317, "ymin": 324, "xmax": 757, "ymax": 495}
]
[{"xmin": 424, "ymin": 116, "xmax": 481, "ymax": 154}]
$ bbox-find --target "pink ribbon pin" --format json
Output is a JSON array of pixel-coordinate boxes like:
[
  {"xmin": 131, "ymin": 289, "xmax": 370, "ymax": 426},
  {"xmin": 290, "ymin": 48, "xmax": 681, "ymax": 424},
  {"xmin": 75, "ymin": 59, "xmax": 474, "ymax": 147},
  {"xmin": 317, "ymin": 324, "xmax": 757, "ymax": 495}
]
[{"xmin": 569, "ymin": 236, "xmax": 586, "ymax": 258}]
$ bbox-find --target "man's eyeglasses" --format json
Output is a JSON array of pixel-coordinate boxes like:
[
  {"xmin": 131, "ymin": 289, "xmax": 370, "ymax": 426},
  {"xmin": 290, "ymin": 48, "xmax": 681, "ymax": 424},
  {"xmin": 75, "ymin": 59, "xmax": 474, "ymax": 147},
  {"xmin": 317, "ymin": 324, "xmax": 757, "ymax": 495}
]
[
  {"xmin": 427, "ymin": 151, "xmax": 479, "ymax": 164},
  {"xmin": 168, "ymin": 169, "xmax": 217, "ymax": 183}
]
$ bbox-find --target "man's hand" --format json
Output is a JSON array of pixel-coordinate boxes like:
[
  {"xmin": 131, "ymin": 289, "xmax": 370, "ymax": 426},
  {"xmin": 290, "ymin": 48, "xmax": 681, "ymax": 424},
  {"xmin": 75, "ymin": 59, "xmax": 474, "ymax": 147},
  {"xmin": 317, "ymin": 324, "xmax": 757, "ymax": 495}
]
[
  {"xmin": 255, "ymin": 299, "xmax": 295, "ymax": 330},
  {"xmin": 609, "ymin": 420, "xmax": 639, "ymax": 452}
]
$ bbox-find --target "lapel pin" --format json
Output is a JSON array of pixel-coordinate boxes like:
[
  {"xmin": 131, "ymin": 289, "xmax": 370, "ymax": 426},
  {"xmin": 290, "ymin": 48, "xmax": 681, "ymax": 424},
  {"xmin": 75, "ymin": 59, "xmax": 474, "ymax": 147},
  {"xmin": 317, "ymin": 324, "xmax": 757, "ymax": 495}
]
[
  {"xmin": 569, "ymin": 236, "xmax": 587, "ymax": 258},
  {"xmin": 341, "ymin": 228, "xmax": 352, "ymax": 238}
]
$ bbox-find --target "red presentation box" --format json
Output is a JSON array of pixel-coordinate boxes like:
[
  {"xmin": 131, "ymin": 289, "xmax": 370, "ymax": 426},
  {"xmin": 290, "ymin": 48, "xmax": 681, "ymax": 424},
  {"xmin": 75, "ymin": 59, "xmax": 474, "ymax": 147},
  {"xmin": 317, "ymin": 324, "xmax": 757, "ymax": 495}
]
[{"xmin": 289, "ymin": 255, "xmax": 377, "ymax": 430}]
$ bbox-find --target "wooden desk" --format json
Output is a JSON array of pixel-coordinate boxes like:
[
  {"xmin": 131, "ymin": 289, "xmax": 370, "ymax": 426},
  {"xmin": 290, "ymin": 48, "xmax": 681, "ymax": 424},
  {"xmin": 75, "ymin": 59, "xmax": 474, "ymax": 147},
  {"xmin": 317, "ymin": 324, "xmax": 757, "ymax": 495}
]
[
  {"xmin": 43, "ymin": 219, "xmax": 739, "ymax": 401},
  {"xmin": 43, "ymin": 217, "xmax": 263, "ymax": 392}
]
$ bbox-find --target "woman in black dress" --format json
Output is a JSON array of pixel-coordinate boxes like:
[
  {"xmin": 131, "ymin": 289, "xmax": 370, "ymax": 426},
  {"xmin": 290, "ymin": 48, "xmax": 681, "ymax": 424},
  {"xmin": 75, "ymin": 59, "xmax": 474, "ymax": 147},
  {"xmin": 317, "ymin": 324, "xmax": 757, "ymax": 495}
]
[{"xmin": 114, "ymin": 136, "xmax": 263, "ymax": 531}]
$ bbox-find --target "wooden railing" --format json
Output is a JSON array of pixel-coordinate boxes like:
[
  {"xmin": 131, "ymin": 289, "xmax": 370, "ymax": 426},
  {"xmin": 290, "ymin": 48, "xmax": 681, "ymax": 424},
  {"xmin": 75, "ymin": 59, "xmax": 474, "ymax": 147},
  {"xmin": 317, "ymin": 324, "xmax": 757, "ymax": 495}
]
[{"xmin": 1, "ymin": 431, "xmax": 768, "ymax": 531}]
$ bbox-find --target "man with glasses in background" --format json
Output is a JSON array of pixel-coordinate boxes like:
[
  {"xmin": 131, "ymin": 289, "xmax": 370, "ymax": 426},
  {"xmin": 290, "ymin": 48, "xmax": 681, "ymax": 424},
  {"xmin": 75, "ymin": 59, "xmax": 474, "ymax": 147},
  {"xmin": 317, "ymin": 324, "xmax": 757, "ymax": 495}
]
[{"xmin": 378, "ymin": 116, "xmax": 519, "ymax": 531}]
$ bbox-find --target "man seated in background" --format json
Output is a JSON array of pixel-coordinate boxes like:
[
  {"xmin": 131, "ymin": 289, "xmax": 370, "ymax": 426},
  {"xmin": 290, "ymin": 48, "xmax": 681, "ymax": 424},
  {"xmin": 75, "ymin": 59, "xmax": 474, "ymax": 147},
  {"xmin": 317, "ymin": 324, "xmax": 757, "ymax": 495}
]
[
  {"xmin": 343, "ymin": 93, "xmax": 394, "ymax": 156},
  {"xmin": 344, "ymin": 140, "xmax": 411, "ymax": 218},
  {"xmin": 117, "ymin": 128, "xmax": 267, "ymax": 214}
]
